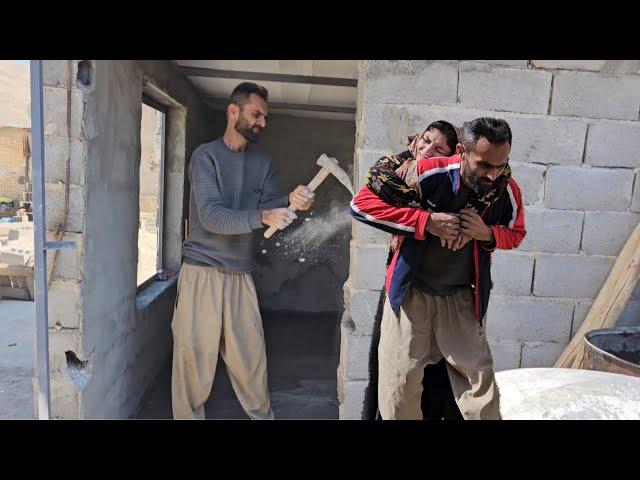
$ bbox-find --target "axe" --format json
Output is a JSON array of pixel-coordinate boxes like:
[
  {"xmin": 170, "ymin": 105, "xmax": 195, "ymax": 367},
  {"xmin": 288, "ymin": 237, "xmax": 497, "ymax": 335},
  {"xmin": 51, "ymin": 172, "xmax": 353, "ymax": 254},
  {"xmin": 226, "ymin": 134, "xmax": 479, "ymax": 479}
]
[{"xmin": 264, "ymin": 154, "xmax": 354, "ymax": 238}]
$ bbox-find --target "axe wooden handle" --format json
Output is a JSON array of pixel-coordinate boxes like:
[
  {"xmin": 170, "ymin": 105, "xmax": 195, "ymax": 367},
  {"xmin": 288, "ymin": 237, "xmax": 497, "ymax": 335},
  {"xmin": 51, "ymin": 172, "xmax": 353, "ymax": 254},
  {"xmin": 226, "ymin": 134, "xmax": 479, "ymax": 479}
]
[
  {"xmin": 263, "ymin": 166, "xmax": 331, "ymax": 238},
  {"xmin": 306, "ymin": 166, "xmax": 332, "ymax": 193}
]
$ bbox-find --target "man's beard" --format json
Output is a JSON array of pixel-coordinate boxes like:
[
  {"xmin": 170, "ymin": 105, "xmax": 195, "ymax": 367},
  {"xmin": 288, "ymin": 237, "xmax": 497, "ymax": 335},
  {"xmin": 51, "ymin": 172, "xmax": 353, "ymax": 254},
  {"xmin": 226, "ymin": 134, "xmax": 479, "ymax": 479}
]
[
  {"xmin": 462, "ymin": 157, "xmax": 494, "ymax": 196},
  {"xmin": 235, "ymin": 117, "xmax": 262, "ymax": 143}
]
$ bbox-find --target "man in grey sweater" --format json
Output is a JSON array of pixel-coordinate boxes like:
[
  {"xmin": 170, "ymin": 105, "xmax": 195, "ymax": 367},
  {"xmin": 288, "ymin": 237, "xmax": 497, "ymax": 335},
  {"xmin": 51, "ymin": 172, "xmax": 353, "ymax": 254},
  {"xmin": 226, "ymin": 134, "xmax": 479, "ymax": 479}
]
[{"xmin": 171, "ymin": 82, "xmax": 314, "ymax": 419}]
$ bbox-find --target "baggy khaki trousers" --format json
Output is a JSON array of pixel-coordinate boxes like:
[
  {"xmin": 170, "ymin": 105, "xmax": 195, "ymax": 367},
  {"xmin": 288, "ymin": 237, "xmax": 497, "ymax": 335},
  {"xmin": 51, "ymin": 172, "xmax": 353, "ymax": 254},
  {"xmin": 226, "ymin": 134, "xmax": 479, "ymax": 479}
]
[
  {"xmin": 171, "ymin": 263, "xmax": 274, "ymax": 420},
  {"xmin": 378, "ymin": 287, "xmax": 501, "ymax": 420}
]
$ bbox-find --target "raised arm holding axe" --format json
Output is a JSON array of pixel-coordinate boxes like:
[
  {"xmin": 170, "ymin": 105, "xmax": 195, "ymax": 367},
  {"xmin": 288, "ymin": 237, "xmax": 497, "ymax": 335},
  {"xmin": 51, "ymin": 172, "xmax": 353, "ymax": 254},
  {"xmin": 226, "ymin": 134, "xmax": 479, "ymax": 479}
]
[{"xmin": 263, "ymin": 154, "xmax": 354, "ymax": 238}]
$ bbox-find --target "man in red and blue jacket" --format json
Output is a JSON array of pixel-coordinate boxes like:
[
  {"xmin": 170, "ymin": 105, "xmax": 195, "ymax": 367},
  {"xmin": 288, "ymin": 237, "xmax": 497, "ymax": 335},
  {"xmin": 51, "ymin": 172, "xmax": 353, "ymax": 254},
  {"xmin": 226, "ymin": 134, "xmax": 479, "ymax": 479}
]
[{"xmin": 350, "ymin": 118, "xmax": 526, "ymax": 420}]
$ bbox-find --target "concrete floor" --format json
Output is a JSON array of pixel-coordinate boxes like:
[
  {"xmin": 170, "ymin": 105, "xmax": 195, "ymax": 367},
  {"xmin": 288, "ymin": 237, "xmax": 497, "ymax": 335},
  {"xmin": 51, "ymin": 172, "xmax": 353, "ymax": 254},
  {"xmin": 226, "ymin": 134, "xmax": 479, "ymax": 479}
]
[
  {"xmin": 5, "ymin": 299, "xmax": 640, "ymax": 420},
  {"xmin": 137, "ymin": 311, "xmax": 341, "ymax": 419},
  {"xmin": 0, "ymin": 299, "xmax": 35, "ymax": 419}
]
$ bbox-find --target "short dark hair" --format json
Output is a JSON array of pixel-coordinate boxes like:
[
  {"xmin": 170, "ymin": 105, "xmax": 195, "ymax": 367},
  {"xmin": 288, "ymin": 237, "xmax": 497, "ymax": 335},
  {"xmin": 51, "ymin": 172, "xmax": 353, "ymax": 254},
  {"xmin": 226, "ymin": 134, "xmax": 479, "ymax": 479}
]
[
  {"xmin": 460, "ymin": 117, "xmax": 512, "ymax": 152},
  {"xmin": 427, "ymin": 120, "xmax": 458, "ymax": 154},
  {"xmin": 230, "ymin": 82, "xmax": 269, "ymax": 107}
]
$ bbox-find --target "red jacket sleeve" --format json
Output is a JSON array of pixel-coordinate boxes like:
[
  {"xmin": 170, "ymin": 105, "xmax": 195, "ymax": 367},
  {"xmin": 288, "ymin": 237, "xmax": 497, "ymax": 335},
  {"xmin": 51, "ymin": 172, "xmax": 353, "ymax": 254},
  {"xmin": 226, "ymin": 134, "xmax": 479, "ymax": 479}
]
[
  {"xmin": 490, "ymin": 178, "xmax": 526, "ymax": 250},
  {"xmin": 350, "ymin": 185, "xmax": 430, "ymax": 240}
]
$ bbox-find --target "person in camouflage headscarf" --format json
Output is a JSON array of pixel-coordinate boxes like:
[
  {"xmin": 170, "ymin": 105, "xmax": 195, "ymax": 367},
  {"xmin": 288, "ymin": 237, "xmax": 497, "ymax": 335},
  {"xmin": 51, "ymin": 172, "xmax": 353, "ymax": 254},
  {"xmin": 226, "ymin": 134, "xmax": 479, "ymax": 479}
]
[
  {"xmin": 362, "ymin": 120, "xmax": 462, "ymax": 420},
  {"xmin": 361, "ymin": 119, "xmax": 516, "ymax": 420},
  {"xmin": 354, "ymin": 117, "xmax": 525, "ymax": 420}
]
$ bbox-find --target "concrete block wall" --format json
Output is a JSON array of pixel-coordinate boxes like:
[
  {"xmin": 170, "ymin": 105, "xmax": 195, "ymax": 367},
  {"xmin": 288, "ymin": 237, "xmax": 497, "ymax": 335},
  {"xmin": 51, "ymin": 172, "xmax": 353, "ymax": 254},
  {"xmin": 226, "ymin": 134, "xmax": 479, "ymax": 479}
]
[
  {"xmin": 0, "ymin": 127, "xmax": 31, "ymax": 201},
  {"xmin": 339, "ymin": 60, "xmax": 640, "ymax": 419},
  {"xmin": 39, "ymin": 61, "xmax": 87, "ymax": 419},
  {"xmin": 38, "ymin": 60, "xmax": 218, "ymax": 419}
]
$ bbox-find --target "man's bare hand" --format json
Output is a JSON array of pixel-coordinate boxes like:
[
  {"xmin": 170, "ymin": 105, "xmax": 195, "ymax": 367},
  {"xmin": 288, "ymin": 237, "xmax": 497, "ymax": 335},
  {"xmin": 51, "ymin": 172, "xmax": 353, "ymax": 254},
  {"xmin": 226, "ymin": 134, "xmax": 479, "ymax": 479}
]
[
  {"xmin": 459, "ymin": 208, "xmax": 493, "ymax": 242},
  {"xmin": 425, "ymin": 212, "xmax": 460, "ymax": 241},
  {"xmin": 442, "ymin": 233, "xmax": 473, "ymax": 251},
  {"xmin": 289, "ymin": 185, "xmax": 315, "ymax": 211},
  {"xmin": 262, "ymin": 208, "xmax": 297, "ymax": 230}
]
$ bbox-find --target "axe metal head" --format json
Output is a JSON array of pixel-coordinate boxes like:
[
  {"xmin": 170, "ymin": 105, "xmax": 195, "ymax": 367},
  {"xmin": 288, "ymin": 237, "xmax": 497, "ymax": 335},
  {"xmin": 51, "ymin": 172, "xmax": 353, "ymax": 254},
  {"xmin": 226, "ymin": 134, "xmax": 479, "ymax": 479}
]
[{"xmin": 316, "ymin": 154, "xmax": 355, "ymax": 196}]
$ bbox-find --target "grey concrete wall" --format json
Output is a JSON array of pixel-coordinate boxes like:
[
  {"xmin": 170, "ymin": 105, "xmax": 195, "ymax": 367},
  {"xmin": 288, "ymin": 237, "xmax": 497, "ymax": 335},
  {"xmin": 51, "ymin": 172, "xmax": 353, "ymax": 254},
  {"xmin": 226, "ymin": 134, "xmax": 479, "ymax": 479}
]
[
  {"xmin": 40, "ymin": 60, "xmax": 218, "ymax": 419},
  {"xmin": 340, "ymin": 60, "xmax": 640, "ymax": 419}
]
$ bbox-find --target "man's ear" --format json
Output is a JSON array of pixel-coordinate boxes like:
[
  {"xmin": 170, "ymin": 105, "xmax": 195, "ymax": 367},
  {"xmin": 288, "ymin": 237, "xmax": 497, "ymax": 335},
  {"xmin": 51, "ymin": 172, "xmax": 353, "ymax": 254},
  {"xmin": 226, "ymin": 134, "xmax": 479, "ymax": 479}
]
[
  {"xmin": 455, "ymin": 143, "xmax": 465, "ymax": 156},
  {"xmin": 227, "ymin": 103, "xmax": 239, "ymax": 120}
]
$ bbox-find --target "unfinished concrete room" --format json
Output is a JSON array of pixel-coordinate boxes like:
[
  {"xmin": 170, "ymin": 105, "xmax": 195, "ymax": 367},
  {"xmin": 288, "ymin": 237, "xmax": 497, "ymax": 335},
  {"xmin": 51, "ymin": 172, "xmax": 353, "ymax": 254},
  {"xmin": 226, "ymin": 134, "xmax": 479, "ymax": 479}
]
[{"xmin": 25, "ymin": 59, "xmax": 358, "ymax": 419}]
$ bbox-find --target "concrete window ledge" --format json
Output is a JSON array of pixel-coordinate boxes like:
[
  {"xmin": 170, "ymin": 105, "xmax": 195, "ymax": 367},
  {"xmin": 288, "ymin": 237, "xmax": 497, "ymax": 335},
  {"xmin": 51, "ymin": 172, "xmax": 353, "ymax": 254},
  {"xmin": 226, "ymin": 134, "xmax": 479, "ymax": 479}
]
[{"xmin": 136, "ymin": 274, "xmax": 178, "ymax": 312}]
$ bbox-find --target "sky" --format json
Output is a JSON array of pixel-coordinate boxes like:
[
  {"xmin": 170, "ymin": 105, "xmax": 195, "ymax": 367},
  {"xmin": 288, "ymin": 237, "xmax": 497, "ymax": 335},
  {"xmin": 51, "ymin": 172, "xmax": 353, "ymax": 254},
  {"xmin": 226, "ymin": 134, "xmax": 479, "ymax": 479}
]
[{"xmin": 0, "ymin": 60, "xmax": 31, "ymax": 128}]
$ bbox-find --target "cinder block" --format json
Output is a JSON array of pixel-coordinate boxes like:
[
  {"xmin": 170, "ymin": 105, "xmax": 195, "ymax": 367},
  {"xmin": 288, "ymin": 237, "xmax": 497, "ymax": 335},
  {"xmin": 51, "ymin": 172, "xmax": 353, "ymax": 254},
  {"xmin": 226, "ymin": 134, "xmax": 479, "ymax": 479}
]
[
  {"xmin": 43, "ymin": 86, "xmax": 69, "ymax": 138},
  {"xmin": 599, "ymin": 60, "xmax": 640, "ymax": 75},
  {"xmin": 44, "ymin": 137, "xmax": 86, "ymax": 187},
  {"xmin": 48, "ymin": 280, "xmax": 81, "ymax": 329},
  {"xmin": 531, "ymin": 60, "xmax": 606, "ymax": 71},
  {"xmin": 533, "ymin": 254, "xmax": 615, "ymax": 298},
  {"xmin": 70, "ymin": 88, "xmax": 85, "ymax": 140},
  {"xmin": 39, "ymin": 373, "xmax": 79, "ymax": 419},
  {"xmin": 585, "ymin": 121, "xmax": 640, "ymax": 168},
  {"xmin": 506, "ymin": 116, "xmax": 587, "ymax": 165},
  {"xmin": 349, "ymin": 243, "xmax": 388, "ymax": 290},
  {"xmin": 339, "ymin": 324, "xmax": 372, "ymax": 381},
  {"xmin": 617, "ymin": 302, "xmax": 640, "ymax": 328},
  {"xmin": 48, "ymin": 328, "xmax": 81, "ymax": 373},
  {"xmin": 631, "ymin": 281, "xmax": 640, "ymax": 302},
  {"xmin": 509, "ymin": 162, "xmax": 546, "ymax": 205},
  {"xmin": 632, "ymin": 174, "xmax": 640, "ymax": 213},
  {"xmin": 582, "ymin": 212, "xmax": 640, "ymax": 256},
  {"xmin": 7, "ymin": 229, "xmax": 19, "ymax": 241},
  {"xmin": 348, "ymin": 287, "xmax": 384, "ymax": 336},
  {"xmin": 458, "ymin": 62, "xmax": 552, "ymax": 114},
  {"xmin": 360, "ymin": 103, "xmax": 491, "ymax": 153},
  {"xmin": 49, "ymin": 232, "xmax": 82, "ymax": 281},
  {"xmin": 0, "ymin": 248, "xmax": 31, "ymax": 266},
  {"xmin": 363, "ymin": 60, "xmax": 458, "ymax": 105},
  {"xmin": 406, "ymin": 104, "xmax": 490, "ymax": 134},
  {"xmin": 474, "ymin": 60, "xmax": 530, "ymax": 67},
  {"xmin": 44, "ymin": 136, "xmax": 70, "ymax": 183},
  {"xmin": 545, "ymin": 166, "xmax": 633, "ymax": 212},
  {"xmin": 551, "ymin": 71, "xmax": 640, "ymax": 120},
  {"xmin": 44, "ymin": 182, "xmax": 65, "ymax": 231},
  {"xmin": 521, "ymin": 342, "xmax": 568, "ymax": 368},
  {"xmin": 486, "ymin": 295, "xmax": 574, "ymax": 343},
  {"xmin": 45, "ymin": 183, "xmax": 85, "ymax": 233},
  {"xmin": 487, "ymin": 341, "xmax": 522, "ymax": 371},
  {"xmin": 67, "ymin": 185, "xmax": 85, "ymax": 232},
  {"xmin": 519, "ymin": 209, "xmax": 584, "ymax": 253},
  {"xmin": 351, "ymin": 220, "xmax": 392, "ymax": 246},
  {"xmin": 490, "ymin": 251, "xmax": 534, "ymax": 296},
  {"xmin": 339, "ymin": 380, "xmax": 367, "ymax": 420},
  {"xmin": 70, "ymin": 139, "xmax": 86, "ymax": 186},
  {"xmin": 43, "ymin": 60, "xmax": 70, "ymax": 87},
  {"xmin": 359, "ymin": 103, "xmax": 408, "ymax": 151},
  {"xmin": 572, "ymin": 300, "xmax": 593, "ymax": 337}
]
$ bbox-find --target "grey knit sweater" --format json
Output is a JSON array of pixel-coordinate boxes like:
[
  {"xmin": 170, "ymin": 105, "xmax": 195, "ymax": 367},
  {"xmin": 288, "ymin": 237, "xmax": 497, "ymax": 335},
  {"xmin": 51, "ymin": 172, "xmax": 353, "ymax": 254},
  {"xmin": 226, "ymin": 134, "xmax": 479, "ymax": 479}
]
[{"xmin": 182, "ymin": 138, "xmax": 289, "ymax": 272}]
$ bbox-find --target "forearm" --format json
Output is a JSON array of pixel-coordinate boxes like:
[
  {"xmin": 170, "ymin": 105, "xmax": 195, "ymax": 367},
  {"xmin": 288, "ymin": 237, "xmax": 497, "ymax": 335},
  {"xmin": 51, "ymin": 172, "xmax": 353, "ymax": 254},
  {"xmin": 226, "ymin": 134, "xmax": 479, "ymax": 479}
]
[
  {"xmin": 365, "ymin": 153, "xmax": 420, "ymax": 207},
  {"xmin": 350, "ymin": 185, "xmax": 430, "ymax": 240},
  {"xmin": 259, "ymin": 194, "xmax": 289, "ymax": 210},
  {"xmin": 197, "ymin": 205, "xmax": 263, "ymax": 235}
]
